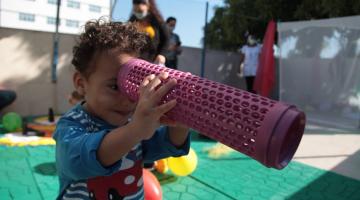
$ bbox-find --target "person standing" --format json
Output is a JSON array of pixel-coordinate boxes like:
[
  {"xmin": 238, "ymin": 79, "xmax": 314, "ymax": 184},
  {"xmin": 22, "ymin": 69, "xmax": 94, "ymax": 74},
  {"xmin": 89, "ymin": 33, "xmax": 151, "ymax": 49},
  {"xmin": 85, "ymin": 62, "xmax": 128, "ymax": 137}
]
[
  {"xmin": 164, "ymin": 17, "xmax": 182, "ymax": 69},
  {"xmin": 239, "ymin": 35, "xmax": 262, "ymax": 93},
  {"xmin": 129, "ymin": 0, "xmax": 169, "ymax": 65}
]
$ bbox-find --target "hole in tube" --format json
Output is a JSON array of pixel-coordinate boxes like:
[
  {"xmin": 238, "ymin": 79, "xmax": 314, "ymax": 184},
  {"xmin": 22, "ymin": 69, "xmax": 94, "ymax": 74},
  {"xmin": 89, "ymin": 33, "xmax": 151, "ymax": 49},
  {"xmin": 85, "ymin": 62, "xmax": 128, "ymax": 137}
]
[
  {"xmin": 233, "ymin": 98, "xmax": 241, "ymax": 104},
  {"xmin": 216, "ymin": 93, "xmax": 224, "ymax": 98},
  {"xmin": 236, "ymin": 123, "xmax": 243, "ymax": 130},
  {"xmin": 233, "ymin": 105, "xmax": 240, "ymax": 111},
  {"xmin": 204, "ymin": 109, "xmax": 210, "ymax": 116},
  {"xmin": 195, "ymin": 91, "xmax": 201, "ymax": 96},
  {"xmin": 209, "ymin": 96, "xmax": 216, "ymax": 102},
  {"xmin": 253, "ymin": 121, "xmax": 261, "ymax": 128},
  {"xmin": 249, "ymin": 138, "xmax": 255, "ymax": 143},
  {"xmin": 227, "ymin": 119, "xmax": 235, "ymax": 126},
  {"xmin": 196, "ymin": 106, "xmax": 202, "ymax": 112},
  {"xmin": 195, "ymin": 98, "xmax": 201, "ymax": 103},
  {"xmin": 234, "ymin": 113, "xmax": 241, "ymax": 121},
  {"xmin": 216, "ymin": 99, "xmax": 224, "ymax": 105},
  {"xmin": 261, "ymin": 101, "xmax": 269, "ymax": 106},
  {"xmin": 250, "ymin": 105, "xmax": 259, "ymax": 111},
  {"xmin": 202, "ymin": 101, "xmax": 208, "ymax": 106},
  {"xmin": 234, "ymin": 92, "xmax": 241, "ymax": 96},
  {"xmin": 201, "ymin": 94, "xmax": 208, "ymax": 99},
  {"xmin": 225, "ymin": 95, "xmax": 232, "ymax": 101},
  {"xmin": 241, "ymin": 101, "xmax": 250, "ymax": 107},
  {"xmin": 243, "ymin": 117, "xmax": 251, "ymax": 124},
  {"xmin": 188, "ymin": 95, "xmax": 194, "ymax": 101},
  {"xmin": 217, "ymin": 107, "xmax": 225, "ymax": 113},
  {"xmin": 213, "ymin": 123, "xmax": 220, "ymax": 129},
  {"xmin": 252, "ymin": 98, "xmax": 259, "ymax": 102},
  {"xmin": 218, "ymin": 115, "xmax": 225, "ymax": 122},
  {"xmin": 198, "ymin": 116, "xmax": 204, "ymax": 122},
  {"xmin": 252, "ymin": 130, "xmax": 258, "ymax": 136},
  {"xmin": 251, "ymin": 112, "xmax": 260, "ymax": 119},
  {"xmin": 209, "ymin": 104, "xmax": 216, "ymax": 109},
  {"xmin": 260, "ymin": 108, "xmax": 268, "ymax": 114},
  {"xmin": 211, "ymin": 112, "xmax": 217, "ymax": 118},
  {"xmin": 226, "ymin": 90, "xmax": 233, "ymax": 93},
  {"xmin": 242, "ymin": 108, "xmax": 250, "ymax": 115},
  {"xmin": 225, "ymin": 102, "xmax": 232, "ymax": 108},
  {"xmin": 225, "ymin": 110, "xmax": 233, "ymax": 116},
  {"xmin": 210, "ymin": 90, "xmax": 216, "ymax": 95}
]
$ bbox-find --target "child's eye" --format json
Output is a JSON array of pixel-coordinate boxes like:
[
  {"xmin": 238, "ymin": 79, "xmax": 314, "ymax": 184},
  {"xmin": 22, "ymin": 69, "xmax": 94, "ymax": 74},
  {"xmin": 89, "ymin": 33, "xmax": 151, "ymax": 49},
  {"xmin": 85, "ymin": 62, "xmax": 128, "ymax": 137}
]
[{"xmin": 109, "ymin": 84, "xmax": 118, "ymax": 91}]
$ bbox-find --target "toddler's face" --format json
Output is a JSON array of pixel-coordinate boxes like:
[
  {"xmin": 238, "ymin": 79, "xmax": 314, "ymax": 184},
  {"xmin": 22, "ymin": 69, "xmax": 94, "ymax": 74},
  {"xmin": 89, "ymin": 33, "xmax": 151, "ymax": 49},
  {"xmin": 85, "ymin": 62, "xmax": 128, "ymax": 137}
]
[{"xmin": 81, "ymin": 51, "xmax": 136, "ymax": 126}]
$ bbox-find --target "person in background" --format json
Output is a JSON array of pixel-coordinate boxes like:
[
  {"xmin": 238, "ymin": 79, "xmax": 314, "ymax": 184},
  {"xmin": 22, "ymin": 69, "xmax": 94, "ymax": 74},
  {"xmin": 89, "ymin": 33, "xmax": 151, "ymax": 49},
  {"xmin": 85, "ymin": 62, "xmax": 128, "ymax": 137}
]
[
  {"xmin": 129, "ymin": 0, "xmax": 169, "ymax": 65},
  {"xmin": 164, "ymin": 17, "xmax": 182, "ymax": 69},
  {"xmin": 239, "ymin": 34, "xmax": 262, "ymax": 93}
]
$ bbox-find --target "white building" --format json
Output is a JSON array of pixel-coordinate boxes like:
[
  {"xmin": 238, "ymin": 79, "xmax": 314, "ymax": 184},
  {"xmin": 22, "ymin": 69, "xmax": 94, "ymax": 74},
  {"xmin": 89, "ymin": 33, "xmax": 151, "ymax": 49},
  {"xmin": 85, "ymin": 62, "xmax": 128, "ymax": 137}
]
[{"xmin": 0, "ymin": 0, "xmax": 111, "ymax": 34}]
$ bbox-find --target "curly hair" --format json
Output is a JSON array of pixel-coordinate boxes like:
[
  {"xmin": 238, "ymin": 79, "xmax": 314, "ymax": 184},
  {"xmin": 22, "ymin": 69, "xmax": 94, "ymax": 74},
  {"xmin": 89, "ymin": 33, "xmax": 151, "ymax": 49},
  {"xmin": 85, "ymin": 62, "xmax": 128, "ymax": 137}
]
[{"xmin": 72, "ymin": 18, "xmax": 152, "ymax": 77}]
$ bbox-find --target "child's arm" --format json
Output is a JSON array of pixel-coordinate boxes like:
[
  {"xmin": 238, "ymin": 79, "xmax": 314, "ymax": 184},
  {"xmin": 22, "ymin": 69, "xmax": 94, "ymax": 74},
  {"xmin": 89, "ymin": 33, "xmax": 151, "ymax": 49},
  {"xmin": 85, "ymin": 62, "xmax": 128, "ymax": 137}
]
[{"xmin": 97, "ymin": 72, "xmax": 178, "ymax": 167}]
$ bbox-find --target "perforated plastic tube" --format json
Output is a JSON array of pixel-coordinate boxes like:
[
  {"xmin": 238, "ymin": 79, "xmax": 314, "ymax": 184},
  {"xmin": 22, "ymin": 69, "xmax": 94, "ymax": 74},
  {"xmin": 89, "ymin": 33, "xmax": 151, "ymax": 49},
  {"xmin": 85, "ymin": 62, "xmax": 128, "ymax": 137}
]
[{"xmin": 118, "ymin": 58, "xmax": 306, "ymax": 169}]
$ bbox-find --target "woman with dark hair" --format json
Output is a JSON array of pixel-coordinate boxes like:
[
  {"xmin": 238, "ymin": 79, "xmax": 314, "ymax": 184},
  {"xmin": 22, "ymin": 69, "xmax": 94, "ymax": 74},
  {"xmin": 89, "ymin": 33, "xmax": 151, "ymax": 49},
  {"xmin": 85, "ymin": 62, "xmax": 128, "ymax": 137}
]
[{"xmin": 129, "ymin": 0, "xmax": 169, "ymax": 65}]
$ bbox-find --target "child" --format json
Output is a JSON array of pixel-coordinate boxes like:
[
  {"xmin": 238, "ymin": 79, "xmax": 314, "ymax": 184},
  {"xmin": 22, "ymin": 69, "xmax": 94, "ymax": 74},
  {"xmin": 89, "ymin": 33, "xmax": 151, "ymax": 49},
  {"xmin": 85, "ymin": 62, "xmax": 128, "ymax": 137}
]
[{"xmin": 53, "ymin": 19, "xmax": 190, "ymax": 200}]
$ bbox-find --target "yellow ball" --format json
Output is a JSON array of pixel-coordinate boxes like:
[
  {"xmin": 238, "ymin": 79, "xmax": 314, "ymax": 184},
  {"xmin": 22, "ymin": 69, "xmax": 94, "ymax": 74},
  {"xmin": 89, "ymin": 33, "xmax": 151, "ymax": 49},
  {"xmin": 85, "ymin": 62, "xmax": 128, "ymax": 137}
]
[{"xmin": 168, "ymin": 148, "xmax": 198, "ymax": 176}]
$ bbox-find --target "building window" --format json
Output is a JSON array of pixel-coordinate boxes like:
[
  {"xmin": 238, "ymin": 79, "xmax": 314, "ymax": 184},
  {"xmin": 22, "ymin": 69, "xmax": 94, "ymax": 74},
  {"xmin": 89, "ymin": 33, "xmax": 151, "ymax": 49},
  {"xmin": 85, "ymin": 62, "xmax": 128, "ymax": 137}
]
[
  {"xmin": 89, "ymin": 5, "xmax": 101, "ymax": 13},
  {"xmin": 67, "ymin": 0, "xmax": 80, "ymax": 9},
  {"xmin": 47, "ymin": 17, "xmax": 61, "ymax": 25},
  {"xmin": 66, "ymin": 19, "xmax": 79, "ymax": 28},
  {"xmin": 19, "ymin": 13, "xmax": 35, "ymax": 22},
  {"xmin": 48, "ymin": 0, "xmax": 57, "ymax": 5}
]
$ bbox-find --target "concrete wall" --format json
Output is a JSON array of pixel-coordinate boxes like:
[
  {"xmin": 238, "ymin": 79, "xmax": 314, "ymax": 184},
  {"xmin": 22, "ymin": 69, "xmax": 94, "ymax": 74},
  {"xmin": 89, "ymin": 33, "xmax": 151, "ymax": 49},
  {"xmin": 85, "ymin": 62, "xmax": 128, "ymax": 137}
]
[
  {"xmin": 0, "ymin": 27, "xmax": 246, "ymax": 116},
  {"xmin": 0, "ymin": 27, "xmax": 76, "ymax": 116}
]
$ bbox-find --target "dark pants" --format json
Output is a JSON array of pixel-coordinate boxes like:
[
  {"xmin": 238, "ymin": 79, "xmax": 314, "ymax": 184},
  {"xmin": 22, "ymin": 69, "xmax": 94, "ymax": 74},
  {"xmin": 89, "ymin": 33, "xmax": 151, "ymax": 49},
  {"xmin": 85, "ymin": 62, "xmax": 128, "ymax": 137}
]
[
  {"xmin": 165, "ymin": 59, "xmax": 178, "ymax": 70},
  {"xmin": 0, "ymin": 90, "xmax": 16, "ymax": 111},
  {"xmin": 245, "ymin": 76, "xmax": 256, "ymax": 93}
]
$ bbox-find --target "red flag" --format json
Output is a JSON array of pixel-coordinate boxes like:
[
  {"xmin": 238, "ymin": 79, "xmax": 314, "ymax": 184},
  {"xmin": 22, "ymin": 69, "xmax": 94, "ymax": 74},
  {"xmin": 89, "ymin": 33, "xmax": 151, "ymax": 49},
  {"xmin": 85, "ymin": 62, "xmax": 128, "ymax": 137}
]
[{"xmin": 254, "ymin": 20, "xmax": 276, "ymax": 97}]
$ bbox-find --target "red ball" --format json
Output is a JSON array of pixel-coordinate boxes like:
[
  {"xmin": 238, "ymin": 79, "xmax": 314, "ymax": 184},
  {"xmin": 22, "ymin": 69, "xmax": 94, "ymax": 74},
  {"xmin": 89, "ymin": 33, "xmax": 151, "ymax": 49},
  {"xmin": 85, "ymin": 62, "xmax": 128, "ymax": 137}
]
[{"xmin": 143, "ymin": 169, "xmax": 162, "ymax": 200}]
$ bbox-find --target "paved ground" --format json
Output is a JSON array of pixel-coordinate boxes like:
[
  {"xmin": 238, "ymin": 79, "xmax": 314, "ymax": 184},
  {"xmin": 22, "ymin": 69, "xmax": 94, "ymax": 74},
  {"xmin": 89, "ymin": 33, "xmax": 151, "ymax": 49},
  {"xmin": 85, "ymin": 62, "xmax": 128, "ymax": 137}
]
[{"xmin": 0, "ymin": 131, "xmax": 360, "ymax": 200}]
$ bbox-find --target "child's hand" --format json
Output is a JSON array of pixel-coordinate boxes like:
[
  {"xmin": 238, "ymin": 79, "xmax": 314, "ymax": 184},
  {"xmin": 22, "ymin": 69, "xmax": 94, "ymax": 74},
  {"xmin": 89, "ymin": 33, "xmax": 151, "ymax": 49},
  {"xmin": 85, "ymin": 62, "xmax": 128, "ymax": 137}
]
[{"xmin": 130, "ymin": 72, "xmax": 177, "ymax": 140}]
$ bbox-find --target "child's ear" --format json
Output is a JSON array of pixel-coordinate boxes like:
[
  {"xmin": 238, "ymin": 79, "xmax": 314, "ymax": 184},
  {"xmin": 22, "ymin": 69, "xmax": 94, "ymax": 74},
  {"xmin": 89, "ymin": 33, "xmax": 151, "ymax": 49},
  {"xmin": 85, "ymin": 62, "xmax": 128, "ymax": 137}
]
[{"xmin": 73, "ymin": 72, "xmax": 86, "ymax": 96}]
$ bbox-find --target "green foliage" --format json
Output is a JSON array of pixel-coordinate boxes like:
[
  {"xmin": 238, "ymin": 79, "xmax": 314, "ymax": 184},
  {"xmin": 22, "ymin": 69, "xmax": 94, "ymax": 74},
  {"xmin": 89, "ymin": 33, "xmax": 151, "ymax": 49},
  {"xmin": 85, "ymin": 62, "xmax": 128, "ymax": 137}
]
[{"xmin": 206, "ymin": 0, "xmax": 360, "ymax": 51}]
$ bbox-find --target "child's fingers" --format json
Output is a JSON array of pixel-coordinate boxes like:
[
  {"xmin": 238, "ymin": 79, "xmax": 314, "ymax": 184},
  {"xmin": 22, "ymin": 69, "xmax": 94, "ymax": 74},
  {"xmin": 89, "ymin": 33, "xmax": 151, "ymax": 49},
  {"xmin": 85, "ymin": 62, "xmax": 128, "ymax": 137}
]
[
  {"xmin": 153, "ymin": 79, "xmax": 177, "ymax": 102},
  {"xmin": 147, "ymin": 76, "xmax": 162, "ymax": 91},
  {"xmin": 158, "ymin": 72, "xmax": 169, "ymax": 80},
  {"xmin": 155, "ymin": 99, "xmax": 177, "ymax": 116},
  {"xmin": 140, "ymin": 74, "xmax": 155, "ymax": 93}
]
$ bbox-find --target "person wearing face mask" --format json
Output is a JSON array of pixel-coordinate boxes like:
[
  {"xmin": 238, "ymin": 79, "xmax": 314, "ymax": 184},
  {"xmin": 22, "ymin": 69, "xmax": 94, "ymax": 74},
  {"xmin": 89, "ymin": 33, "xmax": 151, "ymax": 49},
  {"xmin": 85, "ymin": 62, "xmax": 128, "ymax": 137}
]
[
  {"xmin": 239, "ymin": 34, "xmax": 262, "ymax": 93},
  {"xmin": 164, "ymin": 17, "xmax": 182, "ymax": 69},
  {"xmin": 129, "ymin": 0, "xmax": 169, "ymax": 65}
]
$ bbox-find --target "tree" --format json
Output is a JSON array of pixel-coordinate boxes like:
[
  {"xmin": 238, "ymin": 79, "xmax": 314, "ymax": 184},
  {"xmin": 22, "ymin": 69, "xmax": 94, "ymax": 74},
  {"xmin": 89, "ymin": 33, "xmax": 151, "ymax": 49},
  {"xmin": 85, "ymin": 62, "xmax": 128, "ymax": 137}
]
[{"xmin": 206, "ymin": 0, "xmax": 360, "ymax": 51}]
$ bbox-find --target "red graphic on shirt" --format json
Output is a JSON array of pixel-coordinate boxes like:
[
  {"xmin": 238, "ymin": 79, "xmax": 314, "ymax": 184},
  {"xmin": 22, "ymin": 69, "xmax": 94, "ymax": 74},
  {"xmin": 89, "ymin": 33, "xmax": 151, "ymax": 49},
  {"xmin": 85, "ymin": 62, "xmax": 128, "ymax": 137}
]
[{"xmin": 87, "ymin": 159, "xmax": 143, "ymax": 200}]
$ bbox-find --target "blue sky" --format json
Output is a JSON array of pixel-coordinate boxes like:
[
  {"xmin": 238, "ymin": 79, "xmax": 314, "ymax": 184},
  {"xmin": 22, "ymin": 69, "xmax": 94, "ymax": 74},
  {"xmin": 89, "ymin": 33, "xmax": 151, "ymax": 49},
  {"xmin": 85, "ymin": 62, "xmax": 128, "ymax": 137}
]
[{"xmin": 112, "ymin": 0, "xmax": 224, "ymax": 48}]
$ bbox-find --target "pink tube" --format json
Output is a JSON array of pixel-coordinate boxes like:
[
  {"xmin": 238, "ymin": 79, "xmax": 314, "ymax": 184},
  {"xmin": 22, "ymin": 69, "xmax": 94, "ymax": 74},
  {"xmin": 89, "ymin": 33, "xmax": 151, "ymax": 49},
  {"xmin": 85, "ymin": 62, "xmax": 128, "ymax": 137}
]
[{"xmin": 118, "ymin": 59, "xmax": 306, "ymax": 169}]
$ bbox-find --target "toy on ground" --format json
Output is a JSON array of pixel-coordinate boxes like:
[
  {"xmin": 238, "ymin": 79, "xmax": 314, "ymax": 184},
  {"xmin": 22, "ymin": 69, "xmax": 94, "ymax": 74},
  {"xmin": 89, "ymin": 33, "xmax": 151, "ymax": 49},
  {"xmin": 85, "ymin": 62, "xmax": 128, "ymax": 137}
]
[
  {"xmin": 118, "ymin": 58, "xmax": 306, "ymax": 169},
  {"xmin": 154, "ymin": 159, "xmax": 169, "ymax": 174},
  {"xmin": 143, "ymin": 169, "xmax": 162, "ymax": 200},
  {"xmin": 0, "ymin": 112, "xmax": 22, "ymax": 133},
  {"xmin": 168, "ymin": 148, "xmax": 198, "ymax": 176}
]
